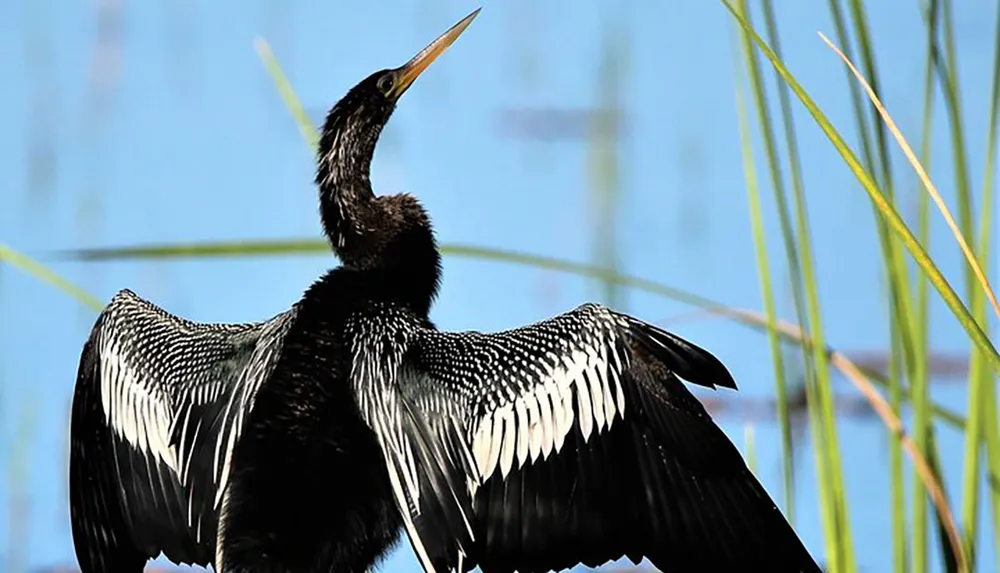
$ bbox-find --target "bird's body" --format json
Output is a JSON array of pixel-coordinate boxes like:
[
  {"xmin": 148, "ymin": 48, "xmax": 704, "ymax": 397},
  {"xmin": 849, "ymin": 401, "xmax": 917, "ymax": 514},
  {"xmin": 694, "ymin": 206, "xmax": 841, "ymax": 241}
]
[{"xmin": 69, "ymin": 9, "xmax": 823, "ymax": 573}]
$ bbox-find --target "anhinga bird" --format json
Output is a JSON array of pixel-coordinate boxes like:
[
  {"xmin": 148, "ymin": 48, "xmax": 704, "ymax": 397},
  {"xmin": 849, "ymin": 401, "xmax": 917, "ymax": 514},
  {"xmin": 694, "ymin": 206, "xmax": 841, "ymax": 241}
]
[{"xmin": 69, "ymin": 8, "xmax": 822, "ymax": 573}]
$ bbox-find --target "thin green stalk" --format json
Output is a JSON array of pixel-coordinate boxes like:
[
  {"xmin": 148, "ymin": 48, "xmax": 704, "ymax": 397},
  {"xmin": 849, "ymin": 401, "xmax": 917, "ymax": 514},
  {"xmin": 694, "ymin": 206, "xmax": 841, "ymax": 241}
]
[
  {"xmin": 792, "ymin": 120, "xmax": 856, "ymax": 573},
  {"xmin": 927, "ymin": 436, "xmax": 961, "ymax": 573},
  {"xmin": 753, "ymin": 5, "xmax": 854, "ymax": 566},
  {"xmin": 910, "ymin": 0, "xmax": 943, "ymax": 569},
  {"xmin": 888, "ymin": 325, "xmax": 909, "ymax": 573},
  {"xmin": 937, "ymin": 0, "xmax": 975, "ymax": 256},
  {"xmin": 828, "ymin": 5, "xmax": 923, "ymax": 568},
  {"xmin": 841, "ymin": 16, "xmax": 916, "ymax": 570},
  {"xmin": 737, "ymin": 1, "xmax": 815, "ymax": 396},
  {"xmin": 960, "ymin": 273, "xmax": 987, "ymax": 571},
  {"xmin": 828, "ymin": 0, "xmax": 914, "ymax": 333},
  {"xmin": 734, "ymin": 51, "xmax": 795, "ymax": 524},
  {"xmin": 832, "ymin": 0, "xmax": 919, "ymax": 399},
  {"xmin": 826, "ymin": 0, "xmax": 878, "ymax": 184},
  {"xmin": 915, "ymin": 3, "xmax": 938, "ymax": 379},
  {"xmin": 758, "ymin": 0, "xmax": 814, "ymax": 530},
  {"xmin": 985, "ymin": 378, "xmax": 1000, "ymax": 573},
  {"xmin": 745, "ymin": 423, "xmax": 758, "ymax": 476},
  {"xmin": 736, "ymin": 0, "xmax": 833, "ymax": 557},
  {"xmin": 846, "ymin": 0, "xmax": 896, "ymax": 199},
  {"xmin": 0, "ymin": 244, "xmax": 103, "ymax": 311},
  {"xmin": 826, "ymin": 1, "xmax": 917, "ymax": 391},
  {"xmin": 974, "ymin": 1, "xmax": 1000, "ymax": 566},
  {"xmin": 254, "ymin": 38, "xmax": 319, "ymax": 152}
]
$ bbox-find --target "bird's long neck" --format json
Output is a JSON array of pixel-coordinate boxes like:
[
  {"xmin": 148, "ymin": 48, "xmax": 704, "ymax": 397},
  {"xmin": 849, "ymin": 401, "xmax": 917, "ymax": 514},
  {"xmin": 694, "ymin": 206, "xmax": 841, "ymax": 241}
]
[
  {"xmin": 315, "ymin": 115, "xmax": 442, "ymax": 316},
  {"xmin": 316, "ymin": 123, "xmax": 379, "ymax": 254}
]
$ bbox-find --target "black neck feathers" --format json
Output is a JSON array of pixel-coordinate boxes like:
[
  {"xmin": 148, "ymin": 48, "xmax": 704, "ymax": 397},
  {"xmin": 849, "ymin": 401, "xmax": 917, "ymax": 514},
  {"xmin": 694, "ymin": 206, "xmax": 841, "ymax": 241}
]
[
  {"xmin": 313, "ymin": 71, "xmax": 441, "ymax": 313},
  {"xmin": 315, "ymin": 71, "xmax": 391, "ymax": 258},
  {"xmin": 310, "ymin": 9, "xmax": 479, "ymax": 314}
]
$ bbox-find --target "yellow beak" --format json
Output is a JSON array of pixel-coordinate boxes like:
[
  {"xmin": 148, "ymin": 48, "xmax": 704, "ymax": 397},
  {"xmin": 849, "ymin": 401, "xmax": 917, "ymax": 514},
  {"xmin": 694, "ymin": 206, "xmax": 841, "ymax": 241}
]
[{"xmin": 389, "ymin": 8, "xmax": 481, "ymax": 99}]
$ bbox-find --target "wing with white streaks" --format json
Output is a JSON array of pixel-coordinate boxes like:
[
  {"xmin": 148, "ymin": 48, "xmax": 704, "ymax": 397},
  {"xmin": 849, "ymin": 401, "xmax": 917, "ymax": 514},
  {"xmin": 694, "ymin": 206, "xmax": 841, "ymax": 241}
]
[
  {"xmin": 354, "ymin": 302, "xmax": 821, "ymax": 573},
  {"xmin": 69, "ymin": 289, "xmax": 296, "ymax": 572}
]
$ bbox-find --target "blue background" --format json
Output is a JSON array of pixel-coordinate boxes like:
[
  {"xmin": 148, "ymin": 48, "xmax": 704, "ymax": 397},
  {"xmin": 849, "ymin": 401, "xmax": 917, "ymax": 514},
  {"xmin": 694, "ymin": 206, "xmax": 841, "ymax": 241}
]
[{"xmin": 0, "ymin": 1, "xmax": 997, "ymax": 571}]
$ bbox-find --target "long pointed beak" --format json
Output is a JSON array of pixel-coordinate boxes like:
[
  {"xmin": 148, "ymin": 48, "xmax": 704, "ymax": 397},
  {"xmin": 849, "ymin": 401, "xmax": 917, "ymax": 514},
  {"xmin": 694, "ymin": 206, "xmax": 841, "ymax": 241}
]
[{"xmin": 389, "ymin": 8, "xmax": 480, "ymax": 99}]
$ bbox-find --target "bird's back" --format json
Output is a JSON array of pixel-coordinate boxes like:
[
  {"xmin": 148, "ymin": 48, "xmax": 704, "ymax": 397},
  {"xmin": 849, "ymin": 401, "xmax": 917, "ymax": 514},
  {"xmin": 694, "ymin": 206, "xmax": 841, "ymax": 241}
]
[{"xmin": 208, "ymin": 272, "xmax": 412, "ymax": 571}]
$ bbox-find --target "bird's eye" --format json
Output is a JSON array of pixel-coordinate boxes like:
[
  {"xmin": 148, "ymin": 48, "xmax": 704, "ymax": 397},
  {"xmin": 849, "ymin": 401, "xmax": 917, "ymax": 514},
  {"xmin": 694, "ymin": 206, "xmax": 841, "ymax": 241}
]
[{"xmin": 378, "ymin": 75, "xmax": 395, "ymax": 95}]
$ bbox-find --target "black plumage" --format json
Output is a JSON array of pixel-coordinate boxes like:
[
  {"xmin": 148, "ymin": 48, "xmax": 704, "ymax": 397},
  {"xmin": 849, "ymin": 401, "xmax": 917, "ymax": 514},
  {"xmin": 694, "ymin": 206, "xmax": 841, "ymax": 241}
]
[{"xmin": 69, "ymin": 8, "xmax": 822, "ymax": 573}]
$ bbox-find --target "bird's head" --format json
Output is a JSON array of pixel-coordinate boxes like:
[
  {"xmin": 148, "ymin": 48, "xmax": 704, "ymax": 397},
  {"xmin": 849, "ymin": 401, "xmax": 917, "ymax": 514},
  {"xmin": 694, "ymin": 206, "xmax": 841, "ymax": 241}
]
[{"xmin": 317, "ymin": 8, "xmax": 479, "ymax": 190}]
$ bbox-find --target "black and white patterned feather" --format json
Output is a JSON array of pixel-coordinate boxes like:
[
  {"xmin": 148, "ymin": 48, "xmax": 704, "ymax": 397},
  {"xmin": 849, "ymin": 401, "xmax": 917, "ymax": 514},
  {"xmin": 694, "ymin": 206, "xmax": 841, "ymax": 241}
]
[
  {"xmin": 348, "ymin": 302, "xmax": 821, "ymax": 573},
  {"xmin": 69, "ymin": 289, "xmax": 297, "ymax": 572}
]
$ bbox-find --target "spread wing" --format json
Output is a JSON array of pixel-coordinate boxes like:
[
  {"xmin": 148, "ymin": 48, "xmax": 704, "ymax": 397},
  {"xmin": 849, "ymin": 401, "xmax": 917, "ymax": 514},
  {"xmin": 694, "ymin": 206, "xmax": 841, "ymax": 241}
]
[
  {"xmin": 69, "ymin": 289, "xmax": 297, "ymax": 572},
  {"xmin": 352, "ymin": 302, "xmax": 820, "ymax": 573}
]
